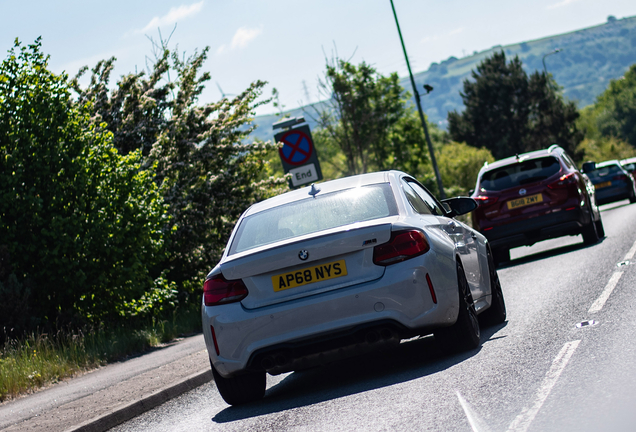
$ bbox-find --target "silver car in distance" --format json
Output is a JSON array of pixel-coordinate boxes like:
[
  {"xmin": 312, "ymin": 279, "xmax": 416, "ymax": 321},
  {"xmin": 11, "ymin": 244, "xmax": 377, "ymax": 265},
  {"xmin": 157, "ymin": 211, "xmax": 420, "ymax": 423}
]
[{"xmin": 202, "ymin": 171, "xmax": 506, "ymax": 405}]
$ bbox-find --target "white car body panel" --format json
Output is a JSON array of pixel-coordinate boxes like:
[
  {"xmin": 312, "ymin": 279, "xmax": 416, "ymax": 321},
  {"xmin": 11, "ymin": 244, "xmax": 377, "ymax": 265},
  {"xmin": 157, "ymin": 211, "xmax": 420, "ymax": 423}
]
[{"xmin": 202, "ymin": 171, "xmax": 495, "ymax": 378}]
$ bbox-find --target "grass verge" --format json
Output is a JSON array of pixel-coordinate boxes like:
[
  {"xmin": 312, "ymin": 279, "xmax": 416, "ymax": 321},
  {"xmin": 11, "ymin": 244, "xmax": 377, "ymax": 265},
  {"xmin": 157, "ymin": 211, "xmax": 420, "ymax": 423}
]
[{"xmin": 0, "ymin": 310, "xmax": 201, "ymax": 402}]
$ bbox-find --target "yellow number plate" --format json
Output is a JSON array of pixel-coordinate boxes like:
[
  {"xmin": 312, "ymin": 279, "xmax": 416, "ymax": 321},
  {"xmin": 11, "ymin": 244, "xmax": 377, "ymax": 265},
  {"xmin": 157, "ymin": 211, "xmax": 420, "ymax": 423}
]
[
  {"xmin": 507, "ymin": 193, "xmax": 543, "ymax": 210},
  {"xmin": 272, "ymin": 259, "xmax": 348, "ymax": 292},
  {"xmin": 595, "ymin": 181, "xmax": 611, "ymax": 189}
]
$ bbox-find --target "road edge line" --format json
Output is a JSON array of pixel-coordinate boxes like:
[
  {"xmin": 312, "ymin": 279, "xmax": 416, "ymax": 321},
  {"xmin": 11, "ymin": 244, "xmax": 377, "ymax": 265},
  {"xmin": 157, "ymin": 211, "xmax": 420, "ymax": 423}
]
[
  {"xmin": 506, "ymin": 340, "xmax": 580, "ymax": 432},
  {"xmin": 624, "ymin": 239, "xmax": 636, "ymax": 261},
  {"xmin": 589, "ymin": 271, "xmax": 623, "ymax": 313},
  {"xmin": 66, "ymin": 369, "xmax": 213, "ymax": 432}
]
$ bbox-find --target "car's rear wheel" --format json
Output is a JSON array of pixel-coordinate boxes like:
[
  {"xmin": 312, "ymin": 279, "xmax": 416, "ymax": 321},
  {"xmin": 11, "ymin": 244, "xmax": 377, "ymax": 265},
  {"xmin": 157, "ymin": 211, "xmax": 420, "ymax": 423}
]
[
  {"xmin": 211, "ymin": 360, "xmax": 266, "ymax": 405},
  {"xmin": 434, "ymin": 260, "xmax": 481, "ymax": 354},
  {"xmin": 480, "ymin": 248, "xmax": 507, "ymax": 326},
  {"xmin": 492, "ymin": 247, "xmax": 510, "ymax": 266},
  {"xmin": 595, "ymin": 215, "xmax": 605, "ymax": 239},
  {"xmin": 582, "ymin": 215, "xmax": 599, "ymax": 245}
]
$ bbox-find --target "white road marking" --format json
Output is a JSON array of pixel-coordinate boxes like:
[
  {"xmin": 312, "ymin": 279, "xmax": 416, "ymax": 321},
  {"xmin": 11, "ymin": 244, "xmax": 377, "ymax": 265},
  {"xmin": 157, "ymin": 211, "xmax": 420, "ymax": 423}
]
[
  {"xmin": 589, "ymin": 271, "xmax": 623, "ymax": 313},
  {"xmin": 624, "ymin": 239, "xmax": 636, "ymax": 261},
  {"xmin": 507, "ymin": 340, "xmax": 581, "ymax": 432},
  {"xmin": 456, "ymin": 391, "xmax": 491, "ymax": 432}
]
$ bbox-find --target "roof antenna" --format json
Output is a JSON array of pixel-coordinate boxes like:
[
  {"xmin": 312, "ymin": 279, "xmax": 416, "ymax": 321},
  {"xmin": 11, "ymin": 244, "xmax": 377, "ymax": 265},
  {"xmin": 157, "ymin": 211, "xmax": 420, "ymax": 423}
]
[{"xmin": 308, "ymin": 183, "xmax": 320, "ymax": 198}]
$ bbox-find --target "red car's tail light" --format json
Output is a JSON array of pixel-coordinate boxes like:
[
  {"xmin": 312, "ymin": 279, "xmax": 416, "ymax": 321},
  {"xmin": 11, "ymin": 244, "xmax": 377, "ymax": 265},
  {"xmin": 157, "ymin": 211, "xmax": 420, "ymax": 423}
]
[
  {"xmin": 473, "ymin": 195, "xmax": 499, "ymax": 206},
  {"xmin": 547, "ymin": 172, "xmax": 576, "ymax": 189},
  {"xmin": 203, "ymin": 275, "xmax": 248, "ymax": 306},
  {"xmin": 613, "ymin": 174, "xmax": 628, "ymax": 181},
  {"xmin": 373, "ymin": 230, "xmax": 430, "ymax": 266}
]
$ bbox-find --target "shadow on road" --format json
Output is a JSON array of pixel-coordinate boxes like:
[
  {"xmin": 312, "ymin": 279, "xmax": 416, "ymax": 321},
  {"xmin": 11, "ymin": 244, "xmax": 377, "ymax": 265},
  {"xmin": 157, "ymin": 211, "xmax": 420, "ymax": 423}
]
[
  {"xmin": 211, "ymin": 322, "xmax": 507, "ymax": 424},
  {"xmin": 498, "ymin": 236, "xmax": 606, "ymax": 270}
]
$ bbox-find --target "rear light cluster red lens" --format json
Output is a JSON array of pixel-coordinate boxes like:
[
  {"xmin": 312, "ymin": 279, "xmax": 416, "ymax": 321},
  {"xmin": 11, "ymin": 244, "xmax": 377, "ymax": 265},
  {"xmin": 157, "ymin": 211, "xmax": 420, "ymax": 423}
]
[
  {"xmin": 473, "ymin": 195, "xmax": 499, "ymax": 206},
  {"xmin": 373, "ymin": 230, "xmax": 430, "ymax": 266},
  {"xmin": 203, "ymin": 275, "xmax": 248, "ymax": 306},
  {"xmin": 547, "ymin": 172, "xmax": 576, "ymax": 189},
  {"xmin": 613, "ymin": 174, "xmax": 628, "ymax": 181}
]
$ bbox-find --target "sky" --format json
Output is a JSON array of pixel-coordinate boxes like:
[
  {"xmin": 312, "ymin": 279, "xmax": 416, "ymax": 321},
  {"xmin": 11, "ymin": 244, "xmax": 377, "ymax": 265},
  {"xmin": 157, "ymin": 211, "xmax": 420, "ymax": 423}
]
[{"xmin": 3, "ymin": 0, "xmax": 636, "ymax": 116}]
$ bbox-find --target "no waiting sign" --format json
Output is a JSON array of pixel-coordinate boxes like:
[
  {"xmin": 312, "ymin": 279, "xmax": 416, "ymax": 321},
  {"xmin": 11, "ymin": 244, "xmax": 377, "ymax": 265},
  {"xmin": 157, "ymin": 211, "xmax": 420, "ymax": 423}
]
[
  {"xmin": 278, "ymin": 129, "xmax": 313, "ymax": 166},
  {"xmin": 275, "ymin": 125, "xmax": 323, "ymax": 188}
]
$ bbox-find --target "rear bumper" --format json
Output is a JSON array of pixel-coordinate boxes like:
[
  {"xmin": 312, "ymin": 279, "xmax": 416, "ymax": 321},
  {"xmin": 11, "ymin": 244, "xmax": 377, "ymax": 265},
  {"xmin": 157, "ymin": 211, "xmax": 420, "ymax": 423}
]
[
  {"xmin": 202, "ymin": 253, "xmax": 457, "ymax": 377},
  {"xmin": 595, "ymin": 185, "xmax": 633, "ymax": 205},
  {"xmin": 482, "ymin": 206, "xmax": 590, "ymax": 250}
]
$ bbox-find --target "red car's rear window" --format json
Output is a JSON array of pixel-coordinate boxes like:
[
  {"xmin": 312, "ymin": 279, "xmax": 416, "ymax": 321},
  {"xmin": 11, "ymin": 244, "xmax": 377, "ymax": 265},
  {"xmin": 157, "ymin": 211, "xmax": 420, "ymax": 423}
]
[{"xmin": 479, "ymin": 157, "xmax": 561, "ymax": 191}]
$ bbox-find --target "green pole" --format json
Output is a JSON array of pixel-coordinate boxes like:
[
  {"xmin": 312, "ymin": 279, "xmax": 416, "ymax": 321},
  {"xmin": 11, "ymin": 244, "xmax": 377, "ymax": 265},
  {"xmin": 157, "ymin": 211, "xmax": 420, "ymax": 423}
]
[{"xmin": 390, "ymin": 0, "xmax": 446, "ymax": 199}]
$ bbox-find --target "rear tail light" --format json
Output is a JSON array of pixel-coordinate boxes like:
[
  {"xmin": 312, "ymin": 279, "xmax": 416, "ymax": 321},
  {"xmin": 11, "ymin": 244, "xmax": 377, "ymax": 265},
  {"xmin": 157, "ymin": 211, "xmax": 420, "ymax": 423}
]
[
  {"xmin": 548, "ymin": 172, "xmax": 577, "ymax": 189},
  {"xmin": 203, "ymin": 274, "xmax": 248, "ymax": 306},
  {"xmin": 613, "ymin": 174, "xmax": 628, "ymax": 181},
  {"xmin": 473, "ymin": 195, "xmax": 499, "ymax": 206},
  {"xmin": 373, "ymin": 230, "xmax": 430, "ymax": 266}
]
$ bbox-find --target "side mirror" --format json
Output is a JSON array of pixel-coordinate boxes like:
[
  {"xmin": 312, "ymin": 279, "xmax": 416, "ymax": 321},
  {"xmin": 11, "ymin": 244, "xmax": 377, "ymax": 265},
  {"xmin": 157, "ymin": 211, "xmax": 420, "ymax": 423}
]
[
  {"xmin": 441, "ymin": 197, "xmax": 478, "ymax": 217},
  {"xmin": 581, "ymin": 161, "xmax": 596, "ymax": 173}
]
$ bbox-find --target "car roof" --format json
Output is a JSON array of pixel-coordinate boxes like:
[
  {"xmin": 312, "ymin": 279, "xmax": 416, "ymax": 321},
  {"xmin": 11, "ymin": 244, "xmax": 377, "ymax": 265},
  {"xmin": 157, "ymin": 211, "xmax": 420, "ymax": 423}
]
[
  {"xmin": 242, "ymin": 171, "xmax": 400, "ymax": 217},
  {"xmin": 620, "ymin": 157, "xmax": 636, "ymax": 164},
  {"xmin": 479, "ymin": 146, "xmax": 563, "ymax": 173},
  {"xmin": 594, "ymin": 160, "xmax": 621, "ymax": 168}
]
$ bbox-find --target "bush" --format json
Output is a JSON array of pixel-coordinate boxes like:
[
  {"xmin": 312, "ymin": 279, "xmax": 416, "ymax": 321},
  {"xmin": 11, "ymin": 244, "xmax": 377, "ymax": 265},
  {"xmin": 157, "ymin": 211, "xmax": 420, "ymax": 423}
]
[{"xmin": 0, "ymin": 39, "xmax": 168, "ymax": 332}]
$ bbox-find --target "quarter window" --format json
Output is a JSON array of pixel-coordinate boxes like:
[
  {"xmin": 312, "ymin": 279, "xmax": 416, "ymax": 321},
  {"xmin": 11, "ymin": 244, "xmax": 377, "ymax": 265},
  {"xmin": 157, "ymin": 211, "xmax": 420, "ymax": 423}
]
[
  {"xmin": 401, "ymin": 180, "xmax": 432, "ymax": 215},
  {"xmin": 408, "ymin": 181, "xmax": 443, "ymax": 216}
]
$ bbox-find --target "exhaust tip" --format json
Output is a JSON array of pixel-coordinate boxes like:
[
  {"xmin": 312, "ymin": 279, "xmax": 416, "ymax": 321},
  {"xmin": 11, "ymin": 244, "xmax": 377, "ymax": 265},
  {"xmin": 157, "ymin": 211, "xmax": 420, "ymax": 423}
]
[
  {"xmin": 261, "ymin": 356, "xmax": 275, "ymax": 370},
  {"xmin": 380, "ymin": 328, "xmax": 394, "ymax": 341},
  {"xmin": 275, "ymin": 354, "xmax": 288, "ymax": 366},
  {"xmin": 366, "ymin": 330, "xmax": 380, "ymax": 344}
]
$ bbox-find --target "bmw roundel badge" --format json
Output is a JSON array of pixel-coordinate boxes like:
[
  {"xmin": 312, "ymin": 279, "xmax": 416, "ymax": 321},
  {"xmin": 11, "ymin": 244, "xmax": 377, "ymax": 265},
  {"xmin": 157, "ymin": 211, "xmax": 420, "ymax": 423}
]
[{"xmin": 299, "ymin": 250, "xmax": 309, "ymax": 260}]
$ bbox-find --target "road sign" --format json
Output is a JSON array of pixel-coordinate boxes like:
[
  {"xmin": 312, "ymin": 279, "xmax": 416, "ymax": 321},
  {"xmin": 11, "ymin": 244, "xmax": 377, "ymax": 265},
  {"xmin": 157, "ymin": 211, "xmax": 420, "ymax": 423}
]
[
  {"xmin": 274, "ymin": 124, "xmax": 323, "ymax": 188},
  {"xmin": 278, "ymin": 129, "xmax": 313, "ymax": 166}
]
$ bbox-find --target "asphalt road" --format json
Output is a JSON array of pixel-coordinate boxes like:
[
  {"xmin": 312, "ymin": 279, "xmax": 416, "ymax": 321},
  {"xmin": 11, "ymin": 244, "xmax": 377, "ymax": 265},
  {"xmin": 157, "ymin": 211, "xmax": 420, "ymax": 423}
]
[{"xmin": 111, "ymin": 201, "xmax": 636, "ymax": 432}]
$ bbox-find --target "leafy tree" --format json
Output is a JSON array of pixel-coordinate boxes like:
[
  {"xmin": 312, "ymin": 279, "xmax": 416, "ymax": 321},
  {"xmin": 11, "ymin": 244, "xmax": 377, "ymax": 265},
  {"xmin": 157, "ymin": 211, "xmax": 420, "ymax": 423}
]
[
  {"xmin": 590, "ymin": 64, "xmax": 636, "ymax": 148},
  {"xmin": 71, "ymin": 55, "xmax": 172, "ymax": 157},
  {"xmin": 576, "ymin": 136, "xmax": 636, "ymax": 163},
  {"xmin": 313, "ymin": 60, "xmax": 427, "ymax": 175},
  {"xmin": 448, "ymin": 51, "xmax": 583, "ymax": 160},
  {"xmin": 437, "ymin": 142, "xmax": 494, "ymax": 196},
  {"xmin": 0, "ymin": 39, "xmax": 168, "ymax": 332},
  {"xmin": 73, "ymin": 45, "xmax": 287, "ymax": 288}
]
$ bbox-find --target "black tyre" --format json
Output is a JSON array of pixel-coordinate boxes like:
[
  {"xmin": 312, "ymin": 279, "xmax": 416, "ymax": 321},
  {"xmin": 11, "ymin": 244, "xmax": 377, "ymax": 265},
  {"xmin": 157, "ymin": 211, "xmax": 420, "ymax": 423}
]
[
  {"xmin": 480, "ymin": 248, "xmax": 507, "ymax": 326},
  {"xmin": 581, "ymin": 217, "xmax": 599, "ymax": 245},
  {"xmin": 595, "ymin": 216, "xmax": 605, "ymax": 239},
  {"xmin": 434, "ymin": 260, "xmax": 481, "ymax": 354},
  {"xmin": 211, "ymin": 361, "xmax": 266, "ymax": 405},
  {"xmin": 492, "ymin": 247, "xmax": 510, "ymax": 266}
]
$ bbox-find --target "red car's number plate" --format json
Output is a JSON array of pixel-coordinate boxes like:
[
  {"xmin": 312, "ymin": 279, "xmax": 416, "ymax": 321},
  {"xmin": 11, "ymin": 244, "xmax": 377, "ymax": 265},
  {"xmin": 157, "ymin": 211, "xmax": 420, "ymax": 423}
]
[{"xmin": 507, "ymin": 193, "xmax": 543, "ymax": 210}]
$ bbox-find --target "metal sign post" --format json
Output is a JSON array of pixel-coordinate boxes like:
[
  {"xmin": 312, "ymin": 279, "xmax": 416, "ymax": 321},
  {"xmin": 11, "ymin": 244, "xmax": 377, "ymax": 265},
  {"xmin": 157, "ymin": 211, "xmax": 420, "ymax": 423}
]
[{"xmin": 273, "ymin": 117, "xmax": 323, "ymax": 188}]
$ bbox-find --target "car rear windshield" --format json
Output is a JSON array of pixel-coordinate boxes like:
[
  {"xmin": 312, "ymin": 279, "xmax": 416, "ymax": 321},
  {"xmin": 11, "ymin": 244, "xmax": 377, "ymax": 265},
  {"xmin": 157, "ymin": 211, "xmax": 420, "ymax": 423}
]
[
  {"xmin": 479, "ymin": 156, "xmax": 561, "ymax": 191},
  {"xmin": 586, "ymin": 165, "xmax": 623, "ymax": 181},
  {"xmin": 229, "ymin": 183, "xmax": 398, "ymax": 255}
]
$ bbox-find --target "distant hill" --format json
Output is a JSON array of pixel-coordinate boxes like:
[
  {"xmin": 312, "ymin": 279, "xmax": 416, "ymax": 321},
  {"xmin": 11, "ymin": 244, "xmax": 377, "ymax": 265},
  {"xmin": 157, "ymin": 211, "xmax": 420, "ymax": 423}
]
[{"xmin": 251, "ymin": 15, "xmax": 636, "ymax": 142}]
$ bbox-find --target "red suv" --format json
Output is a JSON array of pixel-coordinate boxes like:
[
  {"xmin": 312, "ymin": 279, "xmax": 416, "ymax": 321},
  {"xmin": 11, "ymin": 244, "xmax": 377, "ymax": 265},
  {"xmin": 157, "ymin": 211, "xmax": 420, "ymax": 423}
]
[{"xmin": 471, "ymin": 145, "xmax": 603, "ymax": 265}]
